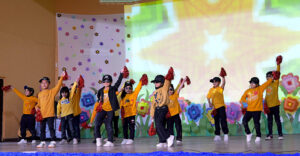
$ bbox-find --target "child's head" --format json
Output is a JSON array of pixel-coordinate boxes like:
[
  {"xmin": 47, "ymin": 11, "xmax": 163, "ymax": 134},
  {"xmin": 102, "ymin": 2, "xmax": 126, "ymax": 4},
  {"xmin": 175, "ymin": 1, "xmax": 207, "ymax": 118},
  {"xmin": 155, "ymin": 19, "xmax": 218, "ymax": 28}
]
[
  {"xmin": 249, "ymin": 77, "xmax": 260, "ymax": 88},
  {"xmin": 124, "ymin": 81, "xmax": 133, "ymax": 94},
  {"xmin": 168, "ymin": 84, "xmax": 174, "ymax": 95},
  {"xmin": 266, "ymin": 71, "xmax": 273, "ymax": 80},
  {"xmin": 102, "ymin": 75, "xmax": 112, "ymax": 87},
  {"xmin": 39, "ymin": 77, "xmax": 50, "ymax": 90},
  {"xmin": 151, "ymin": 75, "xmax": 165, "ymax": 89},
  {"xmin": 24, "ymin": 86, "xmax": 34, "ymax": 97},
  {"xmin": 60, "ymin": 86, "xmax": 70, "ymax": 99},
  {"xmin": 210, "ymin": 77, "xmax": 221, "ymax": 88}
]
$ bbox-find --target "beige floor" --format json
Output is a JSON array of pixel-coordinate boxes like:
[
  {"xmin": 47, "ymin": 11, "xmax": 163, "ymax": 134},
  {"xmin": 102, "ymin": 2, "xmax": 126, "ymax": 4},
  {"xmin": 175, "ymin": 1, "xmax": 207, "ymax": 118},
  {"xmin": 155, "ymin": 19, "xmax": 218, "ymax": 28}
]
[{"xmin": 0, "ymin": 135, "xmax": 299, "ymax": 153}]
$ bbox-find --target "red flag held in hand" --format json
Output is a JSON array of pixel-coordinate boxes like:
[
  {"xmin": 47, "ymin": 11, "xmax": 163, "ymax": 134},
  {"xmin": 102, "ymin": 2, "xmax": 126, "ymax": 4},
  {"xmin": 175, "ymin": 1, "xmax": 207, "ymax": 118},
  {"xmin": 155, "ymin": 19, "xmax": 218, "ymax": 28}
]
[
  {"xmin": 276, "ymin": 55, "xmax": 283, "ymax": 65},
  {"xmin": 123, "ymin": 66, "xmax": 129, "ymax": 78},
  {"xmin": 81, "ymin": 122, "xmax": 91, "ymax": 129},
  {"xmin": 186, "ymin": 76, "xmax": 191, "ymax": 85},
  {"xmin": 129, "ymin": 79, "xmax": 135, "ymax": 85},
  {"xmin": 242, "ymin": 108, "xmax": 247, "ymax": 115},
  {"xmin": 263, "ymin": 101, "xmax": 270, "ymax": 114},
  {"xmin": 121, "ymin": 107, "xmax": 125, "ymax": 119},
  {"xmin": 36, "ymin": 109, "xmax": 43, "ymax": 122},
  {"xmin": 220, "ymin": 67, "xmax": 227, "ymax": 77},
  {"xmin": 31, "ymin": 108, "xmax": 36, "ymax": 115},
  {"xmin": 62, "ymin": 69, "xmax": 69, "ymax": 80},
  {"xmin": 140, "ymin": 74, "xmax": 148, "ymax": 86},
  {"xmin": 272, "ymin": 71, "xmax": 281, "ymax": 80},
  {"xmin": 165, "ymin": 111, "xmax": 171, "ymax": 119},
  {"xmin": 165, "ymin": 67, "xmax": 174, "ymax": 81},
  {"xmin": 2, "ymin": 85, "xmax": 12, "ymax": 92},
  {"xmin": 211, "ymin": 109, "xmax": 217, "ymax": 116},
  {"xmin": 148, "ymin": 122, "xmax": 156, "ymax": 136},
  {"xmin": 78, "ymin": 75, "xmax": 85, "ymax": 89},
  {"xmin": 96, "ymin": 102, "xmax": 103, "ymax": 112}
]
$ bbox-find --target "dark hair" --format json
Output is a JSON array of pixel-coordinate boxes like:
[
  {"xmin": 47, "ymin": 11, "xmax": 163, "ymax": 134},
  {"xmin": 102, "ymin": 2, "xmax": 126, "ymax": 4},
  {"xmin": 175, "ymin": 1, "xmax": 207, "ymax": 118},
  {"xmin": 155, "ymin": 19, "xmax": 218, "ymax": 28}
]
[
  {"xmin": 121, "ymin": 81, "xmax": 134, "ymax": 99},
  {"xmin": 59, "ymin": 87, "xmax": 70, "ymax": 99},
  {"xmin": 169, "ymin": 84, "xmax": 174, "ymax": 91},
  {"xmin": 24, "ymin": 86, "xmax": 34, "ymax": 97},
  {"xmin": 266, "ymin": 71, "xmax": 273, "ymax": 77}
]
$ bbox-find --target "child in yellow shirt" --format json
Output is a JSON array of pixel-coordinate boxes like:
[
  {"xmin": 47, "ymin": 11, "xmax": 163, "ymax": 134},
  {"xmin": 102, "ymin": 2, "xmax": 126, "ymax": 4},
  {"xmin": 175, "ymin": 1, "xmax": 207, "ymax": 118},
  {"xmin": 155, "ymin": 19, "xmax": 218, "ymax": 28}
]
[
  {"xmin": 150, "ymin": 67, "xmax": 175, "ymax": 148},
  {"xmin": 240, "ymin": 76, "xmax": 274, "ymax": 143},
  {"xmin": 36, "ymin": 72, "xmax": 66, "ymax": 148},
  {"xmin": 120, "ymin": 74, "xmax": 148, "ymax": 145},
  {"xmin": 207, "ymin": 73, "xmax": 229, "ymax": 142},
  {"xmin": 8, "ymin": 86, "xmax": 37, "ymax": 144},
  {"xmin": 167, "ymin": 77, "xmax": 187, "ymax": 145},
  {"xmin": 94, "ymin": 67, "xmax": 127, "ymax": 147},
  {"xmin": 57, "ymin": 82, "xmax": 77, "ymax": 145},
  {"xmin": 265, "ymin": 55, "xmax": 283, "ymax": 140}
]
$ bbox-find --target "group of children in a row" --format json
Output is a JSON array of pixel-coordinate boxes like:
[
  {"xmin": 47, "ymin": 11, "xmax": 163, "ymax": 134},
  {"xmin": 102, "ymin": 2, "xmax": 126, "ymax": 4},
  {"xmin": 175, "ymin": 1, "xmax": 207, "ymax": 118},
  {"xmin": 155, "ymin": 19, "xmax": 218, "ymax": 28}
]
[{"xmin": 3, "ymin": 55, "xmax": 283, "ymax": 148}]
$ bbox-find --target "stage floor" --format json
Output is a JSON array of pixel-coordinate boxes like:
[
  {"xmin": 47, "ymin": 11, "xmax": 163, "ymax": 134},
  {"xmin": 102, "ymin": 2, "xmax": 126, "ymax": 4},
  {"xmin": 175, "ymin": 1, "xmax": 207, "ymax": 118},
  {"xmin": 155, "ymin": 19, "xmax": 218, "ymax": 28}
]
[{"xmin": 0, "ymin": 135, "xmax": 299, "ymax": 154}]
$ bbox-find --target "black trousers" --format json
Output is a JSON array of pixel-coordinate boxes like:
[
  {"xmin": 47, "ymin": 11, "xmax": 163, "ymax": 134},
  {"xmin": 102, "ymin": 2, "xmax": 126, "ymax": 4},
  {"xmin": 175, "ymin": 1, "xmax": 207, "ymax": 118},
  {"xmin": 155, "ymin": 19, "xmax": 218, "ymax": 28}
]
[
  {"xmin": 40, "ymin": 117, "xmax": 56, "ymax": 141},
  {"xmin": 94, "ymin": 110, "xmax": 114, "ymax": 142},
  {"xmin": 61, "ymin": 114, "xmax": 75, "ymax": 140},
  {"xmin": 154, "ymin": 106, "xmax": 170, "ymax": 143},
  {"xmin": 20, "ymin": 114, "xmax": 36, "ymax": 139},
  {"xmin": 123, "ymin": 116, "xmax": 135, "ymax": 140},
  {"xmin": 113, "ymin": 115, "xmax": 119, "ymax": 138},
  {"xmin": 214, "ymin": 106, "xmax": 229, "ymax": 135},
  {"xmin": 242, "ymin": 111, "xmax": 261, "ymax": 137},
  {"xmin": 267, "ymin": 106, "xmax": 283, "ymax": 136},
  {"xmin": 73, "ymin": 115, "xmax": 81, "ymax": 140},
  {"xmin": 167, "ymin": 114, "xmax": 182, "ymax": 141}
]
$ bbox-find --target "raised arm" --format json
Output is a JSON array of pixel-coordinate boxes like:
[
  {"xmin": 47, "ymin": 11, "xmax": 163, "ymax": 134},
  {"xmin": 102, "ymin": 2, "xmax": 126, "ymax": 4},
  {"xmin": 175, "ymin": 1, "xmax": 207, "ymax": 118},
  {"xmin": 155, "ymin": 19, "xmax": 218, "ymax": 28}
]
[
  {"xmin": 221, "ymin": 76, "xmax": 226, "ymax": 89},
  {"xmin": 70, "ymin": 82, "xmax": 78, "ymax": 100},
  {"xmin": 12, "ymin": 87, "xmax": 27, "ymax": 101},
  {"xmin": 51, "ymin": 73, "xmax": 64, "ymax": 96},
  {"xmin": 260, "ymin": 79, "xmax": 273, "ymax": 92},
  {"xmin": 176, "ymin": 77, "xmax": 186, "ymax": 94}
]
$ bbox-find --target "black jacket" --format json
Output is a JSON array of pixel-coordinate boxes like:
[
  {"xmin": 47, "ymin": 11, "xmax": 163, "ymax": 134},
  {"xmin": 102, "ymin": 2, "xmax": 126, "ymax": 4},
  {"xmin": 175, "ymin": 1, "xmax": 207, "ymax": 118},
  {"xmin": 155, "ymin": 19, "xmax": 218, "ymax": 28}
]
[{"xmin": 97, "ymin": 73, "xmax": 123, "ymax": 111}]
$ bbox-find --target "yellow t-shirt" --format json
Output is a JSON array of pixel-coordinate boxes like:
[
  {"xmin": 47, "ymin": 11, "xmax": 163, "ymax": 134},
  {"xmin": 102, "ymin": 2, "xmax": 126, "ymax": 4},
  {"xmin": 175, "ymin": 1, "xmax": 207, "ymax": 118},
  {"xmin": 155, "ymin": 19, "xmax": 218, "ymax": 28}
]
[
  {"xmin": 36, "ymin": 77, "xmax": 63, "ymax": 118},
  {"xmin": 168, "ymin": 92, "xmax": 181, "ymax": 116},
  {"xmin": 57, "ymin": 97, "xmax": 73, "ymax": 117},
  {"xmin": 13, "ymin": 88, "xmax": 38, "ymax": 115},
  {"xmin": 150, "ymin": 80, "xmax": 171, "ymax": 117},
  {"xmin": 265, "ymin": 64, "xmax": 280, "ymax": 108},
  {"xmin": 240, "ymin": 79, "xmax": 272, "ymax": 112},
  {"xmin": 207, "ymin": 87, "xmax": 225, "ymax": 109},
  {"xmin": 102, "ymin": 88, "xmax": 112, "ymax": 111},
  {"xmin": 120, "ymin": 81, "xmax": 142, "ymax": 118}
]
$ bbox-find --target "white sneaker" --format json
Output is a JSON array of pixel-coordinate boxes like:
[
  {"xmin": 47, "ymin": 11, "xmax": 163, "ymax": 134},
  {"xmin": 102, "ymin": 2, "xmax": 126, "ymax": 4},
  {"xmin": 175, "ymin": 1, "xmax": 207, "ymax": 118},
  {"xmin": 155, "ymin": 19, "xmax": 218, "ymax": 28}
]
[
  {"xmin": 59, "ymin": 139, "xmax": 67, "ymax": 145},
  {"xmin": 126, "ymin": 139, "xmax": 134, "ymax": 145},
  {"xmin": 255, "ymin": 137, "xmax": 261, "ymax": 143},
  {"xmin": 246, "ymin": 134, "xmax": 252, "ymax": 142},
  {"xmin": 176, "ymin": 140, "xmax": 182, "ymax": 145},
  {"xmin": 278, "ymin": 136, "xmax": 284, "ymax": 140},
  {"xmin": 17, "ymin": 139, "xmax": 27, "ymax": 144},
  {"xmin": 103, "ymin": 138, "xmax": 108, "ymax": 142},
  {"xmin": 167, "ymin": 135, "xmax": 174, "ymax": 147},
  {"xmin": 48, "ymin": 141, "xmax": 56, "ymax": 148},
  {"xmin": 224, "ymin": 134, "xmax": 229, "ymax": 142},
  {"xmin": 265, "ymin": 136, "xmax": 273, "ymax": 140},
  {"xmin": 96, "ymin": 138, "xmax": 102, "ymax": 147},
  {"xmin": 103, "ymin": 141, "xmax": 114, "ymax": 147},
  {"xmin": 214, "ymin": 135, "xmax": 221, "ymax": 142},
  {"xmin": 73, "ymin": 138, "xmax": 78, "ymax": 145},
  {"xmin": 36, "ymin": 141, "xmax": 46, "ymax": 148},
  {"xmin": 32, "ymin": 140, "xmax": 36, "ymax": 144},
  {"xmin": 121, "ymin": 139, "xmax": 128, "ymax": 145},
  {"xmin": 156, "ymin": 143, "xmax": 167, "ymax": 148}
]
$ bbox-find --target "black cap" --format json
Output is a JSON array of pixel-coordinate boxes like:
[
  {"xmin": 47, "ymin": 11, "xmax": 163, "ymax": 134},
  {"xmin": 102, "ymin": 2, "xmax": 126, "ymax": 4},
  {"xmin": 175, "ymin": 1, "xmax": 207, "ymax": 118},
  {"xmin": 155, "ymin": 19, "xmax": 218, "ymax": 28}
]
[
  {"xmin": 102, "ymin": 74, "xmax": 112, "ymax": 82},
  {"xmin": 39, "ymin": 77, "xmax": 50, "ymax": 83},
  {"xmin": 210, "ymin": 77, "xmax": 221, "ymax": 83},
  {"xmin": 124, "ymin": 81, "xmax": 133, "ymax": 88},
  {"xmin": 266, "ymin": 71, "xmax": 273, "ymax": 77},
  {"xmin": 249, "ymin": 77, "xmax": 260, "ymax": 85},
  {"xmin": 151, "ymin": 75, "xmax": 165, "ymax": 84},
  {"xmin": 24, "ymin": 86, "xmax": 34, "ymax": 96}
]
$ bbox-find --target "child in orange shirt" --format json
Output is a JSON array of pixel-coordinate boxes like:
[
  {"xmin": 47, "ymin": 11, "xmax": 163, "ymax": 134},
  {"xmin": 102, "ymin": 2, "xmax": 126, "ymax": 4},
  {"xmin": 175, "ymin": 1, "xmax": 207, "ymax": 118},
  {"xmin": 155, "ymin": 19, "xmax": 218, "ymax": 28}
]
[
  {"xmin": 36, "ymin": 72, "xmax": 66, "ymax": 148},
  {"xmin": 8, "ymin": 85, "xmax": 37, "ymax": 144},
  {"xmin": 120, "ymin": 74, "xmax": 148, "ymax": 145},
  {"xmin": 207, "ymin": 68, "xmax": 229, "ymax": 142},
  {"xmin": 94, "ymin": 67, "xmax": 127, "ymax": 147},
  {"xmin": 265, "ymin": 55, "xmax": 283, "ymax": 140},
  {"xmin": 166, "ymin": 77, "xmax": 187, "ymax": 145},
  {"xmin": 240, "ymin": 72, "xmax": 277, "ymax": 143}
]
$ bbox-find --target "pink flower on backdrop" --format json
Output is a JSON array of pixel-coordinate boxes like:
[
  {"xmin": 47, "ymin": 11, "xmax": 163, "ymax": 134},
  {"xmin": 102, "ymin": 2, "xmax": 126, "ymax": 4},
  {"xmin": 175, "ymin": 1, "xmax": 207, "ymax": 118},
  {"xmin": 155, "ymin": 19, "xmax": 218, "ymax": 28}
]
[{"xmin": 281, "ymin": 73, "xmax": 300, "ymax": 94}]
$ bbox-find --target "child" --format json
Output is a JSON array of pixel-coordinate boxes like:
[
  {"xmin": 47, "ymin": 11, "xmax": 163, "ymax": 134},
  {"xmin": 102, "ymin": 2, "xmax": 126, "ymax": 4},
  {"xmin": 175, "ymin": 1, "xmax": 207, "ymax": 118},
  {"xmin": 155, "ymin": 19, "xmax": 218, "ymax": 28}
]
[
  {"xmin": 265, "ymin": 55, "xmax": 283, "ymax": 140},
  {"xmin": 167, "ymin": 77, "xmax": 187, "ymax": 145},
  {"xmin": 120, "ymin": 74, "xmax": 148, "ymax": 145},
  {"xmin": 71, "ymin": 75, "xmax": 84, "ymax": 143},
  {"xmin": 207, "ymin": 68, "xmax": 229, "ymax": 142},
  {"xmin": 57, "ymin": 82, "xmax": 78, "ymax": 145},
  {"xmin": 94, "ymin": 67, "xmax": 128, "ymax": 147},
  {"xmin": 36, "ymin": 72, "xmax": 66, "ymax": 148},
  {"xmin": 9, "ymin": 86, "xmax": 38, "ymax": 144},
  {"xmin": 240, "ymin": 71, "xmax": 278, "ymax": 143},
  {"xmin": 150, "ymin": 67, "xmax": 175, "ymax": 148}
]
